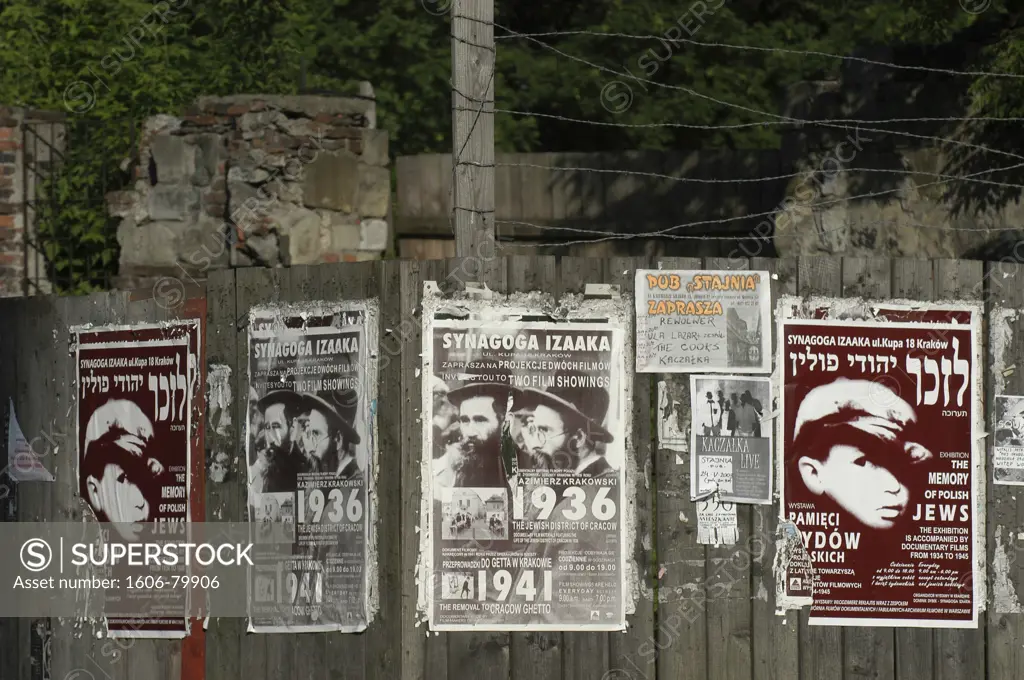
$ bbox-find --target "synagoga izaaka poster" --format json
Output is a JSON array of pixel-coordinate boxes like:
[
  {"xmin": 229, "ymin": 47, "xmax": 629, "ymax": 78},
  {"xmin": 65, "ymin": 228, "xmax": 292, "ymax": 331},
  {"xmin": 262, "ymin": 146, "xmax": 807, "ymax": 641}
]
[{"xmin": 421, "ymin": 292, "xmax": 629, "ymax": 631}]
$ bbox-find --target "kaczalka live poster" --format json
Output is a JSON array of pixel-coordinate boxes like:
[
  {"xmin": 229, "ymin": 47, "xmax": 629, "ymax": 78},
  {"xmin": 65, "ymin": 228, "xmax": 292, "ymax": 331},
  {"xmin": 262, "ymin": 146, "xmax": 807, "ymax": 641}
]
[{"xmin": 780, "ymin": 311, "xmax": 982, "ymax": 627}]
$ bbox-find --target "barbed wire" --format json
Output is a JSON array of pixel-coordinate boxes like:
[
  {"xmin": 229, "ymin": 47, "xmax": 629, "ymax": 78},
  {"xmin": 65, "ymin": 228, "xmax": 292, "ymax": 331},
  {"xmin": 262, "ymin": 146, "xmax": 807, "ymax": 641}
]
[
  {"xmin": 448, "ymin": 62, "xmax": 497, "ymax": 232},
  {"xmin": 494, "ymin": 29, "xmax": 1024, "ymax": 163},
  {"xmin": 483, "ymin": 106, "xmax": 1024, "ymax": 127},
  {"xmin": 442, "ymin": 18, "xmax": 1024, "ymax": 246},
  {"xmin": 478, "ymin": 21, "xmax": 1024, "ymax": 81},
  {"xmin": 484, "ymin": 157, "xmax": 1024, "ymax": 239},
  {"xmin": 474, "ymin": 160, "xmax": 1024, "ymax": 191},
  {"xmin": 496, "ymin": 214, "xmax": 1024, "ymax": 248}
]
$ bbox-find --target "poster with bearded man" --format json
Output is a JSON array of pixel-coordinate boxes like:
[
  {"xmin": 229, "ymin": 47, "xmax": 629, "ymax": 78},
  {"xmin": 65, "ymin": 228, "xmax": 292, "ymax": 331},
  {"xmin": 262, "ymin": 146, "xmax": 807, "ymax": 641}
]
[
  {"xmin": 780, "ymin": 309, "xmax": 982, "ymax": 628},
  {"xmin": 246, "ymin": 303, "xmax": 376, "ymax": 633},
  {"xmin": 422, "ymin": 294, "xmax": 629, "ymax": 631}
]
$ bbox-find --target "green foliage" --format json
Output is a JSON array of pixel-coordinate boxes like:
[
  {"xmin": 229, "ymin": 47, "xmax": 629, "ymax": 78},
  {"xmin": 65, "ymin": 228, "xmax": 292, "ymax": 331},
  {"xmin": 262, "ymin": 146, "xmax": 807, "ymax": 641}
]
[{"xmin": 1, "ymin": 0, "xmax": 1023, "ymax": 291}]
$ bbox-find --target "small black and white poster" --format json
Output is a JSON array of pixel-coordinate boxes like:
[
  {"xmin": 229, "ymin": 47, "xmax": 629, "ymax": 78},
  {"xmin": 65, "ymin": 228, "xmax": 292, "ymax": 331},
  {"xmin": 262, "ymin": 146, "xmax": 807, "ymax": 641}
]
[
  {"xmin": 245, "ymin": 302, "xmax": 376, "ymax": 633},
  {"xmin": 689, "ymin": 375, "xmax": 772, "ymax": 504},
  {"xmin": 656, "ymin": 380, "xmax": 688, "ymax": 453},
  {"xmin": 993, "ymin": 395, "xmax": 1024, "ymax": 485}
]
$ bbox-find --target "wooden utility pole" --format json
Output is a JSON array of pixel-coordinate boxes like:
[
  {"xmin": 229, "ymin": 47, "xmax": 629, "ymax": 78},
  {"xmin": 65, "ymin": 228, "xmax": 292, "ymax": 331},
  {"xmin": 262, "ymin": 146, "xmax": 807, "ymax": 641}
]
[{"xmin": 450, "ymin": 0, "xmax": 496, "ymax": 259}]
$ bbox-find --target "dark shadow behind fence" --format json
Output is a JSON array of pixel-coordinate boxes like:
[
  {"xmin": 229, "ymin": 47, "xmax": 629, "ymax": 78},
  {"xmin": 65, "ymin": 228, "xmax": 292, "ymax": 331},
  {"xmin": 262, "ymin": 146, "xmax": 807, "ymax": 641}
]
[{"xmin": 1, "ymin": 255, "xmax": 1022, "ymax": 680}]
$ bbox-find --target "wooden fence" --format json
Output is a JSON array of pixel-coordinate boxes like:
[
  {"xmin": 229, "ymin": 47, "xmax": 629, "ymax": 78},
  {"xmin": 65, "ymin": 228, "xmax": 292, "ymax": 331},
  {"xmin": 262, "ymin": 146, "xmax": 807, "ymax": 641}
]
[
  {"xmin": 394, "ymin": 152, "xmax": 790, "ymax": 260},
  {"xmin": 2, "ymin": 255, "xmax": 1023, "ymax": 680}
]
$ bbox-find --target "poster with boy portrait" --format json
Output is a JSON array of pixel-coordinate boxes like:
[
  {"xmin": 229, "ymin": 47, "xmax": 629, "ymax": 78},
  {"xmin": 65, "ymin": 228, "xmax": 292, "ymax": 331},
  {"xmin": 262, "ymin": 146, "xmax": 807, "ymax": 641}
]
[
  {"xmin": 780, "ymin": 312, "xmax": 982, "ymax": 628},
  {"xmin": 74, "ymin": 320, "xmax": 201, "ymax": 638}
]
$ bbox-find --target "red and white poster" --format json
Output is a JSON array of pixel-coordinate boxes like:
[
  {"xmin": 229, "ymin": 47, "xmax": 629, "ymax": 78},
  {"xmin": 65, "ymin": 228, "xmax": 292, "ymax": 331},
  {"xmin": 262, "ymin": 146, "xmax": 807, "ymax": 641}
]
[
  {"xmin": 780, "ymin": 311, "xmax": 982, "ymax": 628},
  {"xmin": 74, "ymin": 320, "xmax": 201, "ymax": 637}
]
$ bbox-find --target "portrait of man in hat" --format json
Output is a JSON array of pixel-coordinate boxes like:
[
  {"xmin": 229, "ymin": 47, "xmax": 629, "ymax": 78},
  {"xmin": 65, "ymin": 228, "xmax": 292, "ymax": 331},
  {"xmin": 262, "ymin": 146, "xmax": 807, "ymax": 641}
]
[
  {"xmin": 298, "ymin": 389, "xmax": 362, "ymax": 479},
  {"xmin": 81, "ymin": 399, "xmax": 170, "ymax": 540},
  {"xmin": 510, "ymin": 373, "xmax": 620, "ymax": 625},
  {"xmin": 790, "ymin": 378, "xmax": 933, "ymax": 531},
  {"xmin": 434, "ymin": 380, "xmax": 516, "ymax": 488},
  {"xmin": 511, "ymin": 379, "xmax": 616, "ymax": 477},
  {"xmin": 250, "ymin": 389, "xmax": 305, "ymax": 493}
]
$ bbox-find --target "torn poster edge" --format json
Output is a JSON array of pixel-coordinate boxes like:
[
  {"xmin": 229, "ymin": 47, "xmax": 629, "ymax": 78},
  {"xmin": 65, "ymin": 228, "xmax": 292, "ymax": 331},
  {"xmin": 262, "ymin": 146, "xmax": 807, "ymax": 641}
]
[
  {"xmin": 244, "ymin": 299, "xmax": 380, "ymax": 634},
  {"xmin": 417, "ymin": 284, "xmax": 636, "ymax": 631},
  {"xmin": 206, "ymin": 363, "xmax": 233, "ymax": 439},
  {"xmin": 774, "ymin": 295, "xmax": 987, "ymax": 626},
  {"xmin": 989, "ymin": 307, "xmax": 1024, "ymax": 487},
  {"xmin": 6, "ymin": 397, "xmax": 56, "ymax": 482},
  {"xmin": 655, "ymin": 380, "xmax": 688, "ymax": 453}
]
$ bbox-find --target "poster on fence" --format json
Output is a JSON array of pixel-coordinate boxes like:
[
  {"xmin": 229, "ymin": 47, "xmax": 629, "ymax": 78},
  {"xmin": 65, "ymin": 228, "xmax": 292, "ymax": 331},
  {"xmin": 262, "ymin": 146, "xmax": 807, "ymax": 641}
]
[
  {"xmin": 780, "ymin": 311, "xmax": 982, "ymax": 628},
  {"xmin": 245, "ymin": 303, "xmax": 375, "ymax": 633},
  {"xmin": 635, "ymin": 270, "xmax": 772, "ymax": 374},
  {"xmin": 74, "ymin": 320, "xmax": 201, "ymax": 637},
  {"xmin": 993, "ymin": 395, "xmax": 1024, "ymax": 485},
  {"xmin": 421, "ymin": 290, "xmax": 629, "ymax": 631},
  {"xmin": 689, "ymin": 375, "xmax": 772, "ymax": 504},
  {"xmin": 656, "ymin": 380, "xmax": 688, "ymax": 453}
]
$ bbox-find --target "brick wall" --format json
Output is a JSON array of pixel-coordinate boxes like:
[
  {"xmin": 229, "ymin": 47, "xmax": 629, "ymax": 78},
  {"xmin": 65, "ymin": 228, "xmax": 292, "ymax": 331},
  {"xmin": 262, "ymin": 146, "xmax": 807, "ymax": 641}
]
[
  {"xmin": 0, "ymin": 108, "xmax": 62, "ymax": 298},
  {"xmin": 0, "ymin": 111, "xmax": 22, "ymax": 296}
]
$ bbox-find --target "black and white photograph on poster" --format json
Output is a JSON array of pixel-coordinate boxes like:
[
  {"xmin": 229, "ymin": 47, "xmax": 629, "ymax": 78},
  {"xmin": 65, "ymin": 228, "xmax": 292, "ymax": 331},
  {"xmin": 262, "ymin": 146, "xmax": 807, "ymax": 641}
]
[
  {"xmin": 657, "ymin": 380, "xmax": 688, "ymax": 453},
  {"xmin": 420, "ymin": 290, "xmax": 630, "ymax": 632},
  {"xmin": 993, "ymin": 395, "xmax": 1024, "ymax": 485},
  {"xmin": 635, "ymin": 270, "xmax": 772, "ymax": 374},
  {"xmin": 689, "ymin": 375, "xmax": 773, "ymax": 505},
  {"xmin": 245, "ymin": 302, "xmax": 377, "ymax": 633}
]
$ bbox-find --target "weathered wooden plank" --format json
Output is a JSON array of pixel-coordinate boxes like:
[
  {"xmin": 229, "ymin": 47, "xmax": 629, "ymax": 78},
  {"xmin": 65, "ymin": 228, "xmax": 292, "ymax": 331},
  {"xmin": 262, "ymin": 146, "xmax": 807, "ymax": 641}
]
[
  {"xmin": 321, "ymin": 262, "xmax": 380, "ymax": 680},
  {"xmin": 122, "ymin": 293, "xmax": 182, "ymax": 680},
  {"xmin": 398, "ymin": 238, "xmax": 456, "ymax": 260},
  {"xmin": 205, "ymin": 268, "xmax": 243, "ymax": 680},
  {"xmin": 495, "ymin": 155, "xmax": 522, "ymax": 223},
  {"xmin": 51, "ymin": 292, "xmax": 131, "ymax": 680},
  {"xmin": 653, "ymin": 256, "xmax": 707, "ymax": 680},
  {"xmin": 751, "ymin": 257, "xmax": 800, "ymax": 680},
  {"xmin": 984, "ymin": 259, "xmax": 1024, "ymax": 680},
  {"xmin": 366, "ymin": 259, "xmax": 404, "ymax": 680},
  {"xmin": 891, "ymin": 259, "xmax": 937, "ymax": 680},
  {"xmin": 285, "ymin": 265, "xmax": 330, "ymax": 680},
  {"xmin": 556, "ymin": 257, "xmax": 611, "ymax": 680},
  {"xmin": 515, "ymin": 153, "xmax": 554, "ymax": 224},
  {"xmin": 445, "ymin": 255, "xmax": 510, "ymax": 680},
  {"xmin": 795, "ymin": 256, "xmax": 843, "ymax": 680},
  {"xmin": 506, "ymin": 255, "xmax": 562, "ymax": 680},
  {"xmin": 932, "ymin": 259, "xmax": 986, "ymax": 680},
  {"xmin": 396, "ymin": 155, "xmax": 425, "ymax": 219},
  {"xmin": 0, "ymin": 296, "xmax": 20, "ymax": 680},
  {"xmin": 704, "ymin": 257, "xmax": 753, "ymax": 680},
  {"xmin": 400, "ymin": 259, "xmax": 446, "ymax": 680},
  {"xmin": 237, "ymin": 267, "xmax": 285, "ymax": 680},
  {"xmin": 840, "ymin": 258, "xmax": 896, "ymax": 680},
  {"xmin": 606, "ymin": 255, "xmax": 656, "ymax": 680}
]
